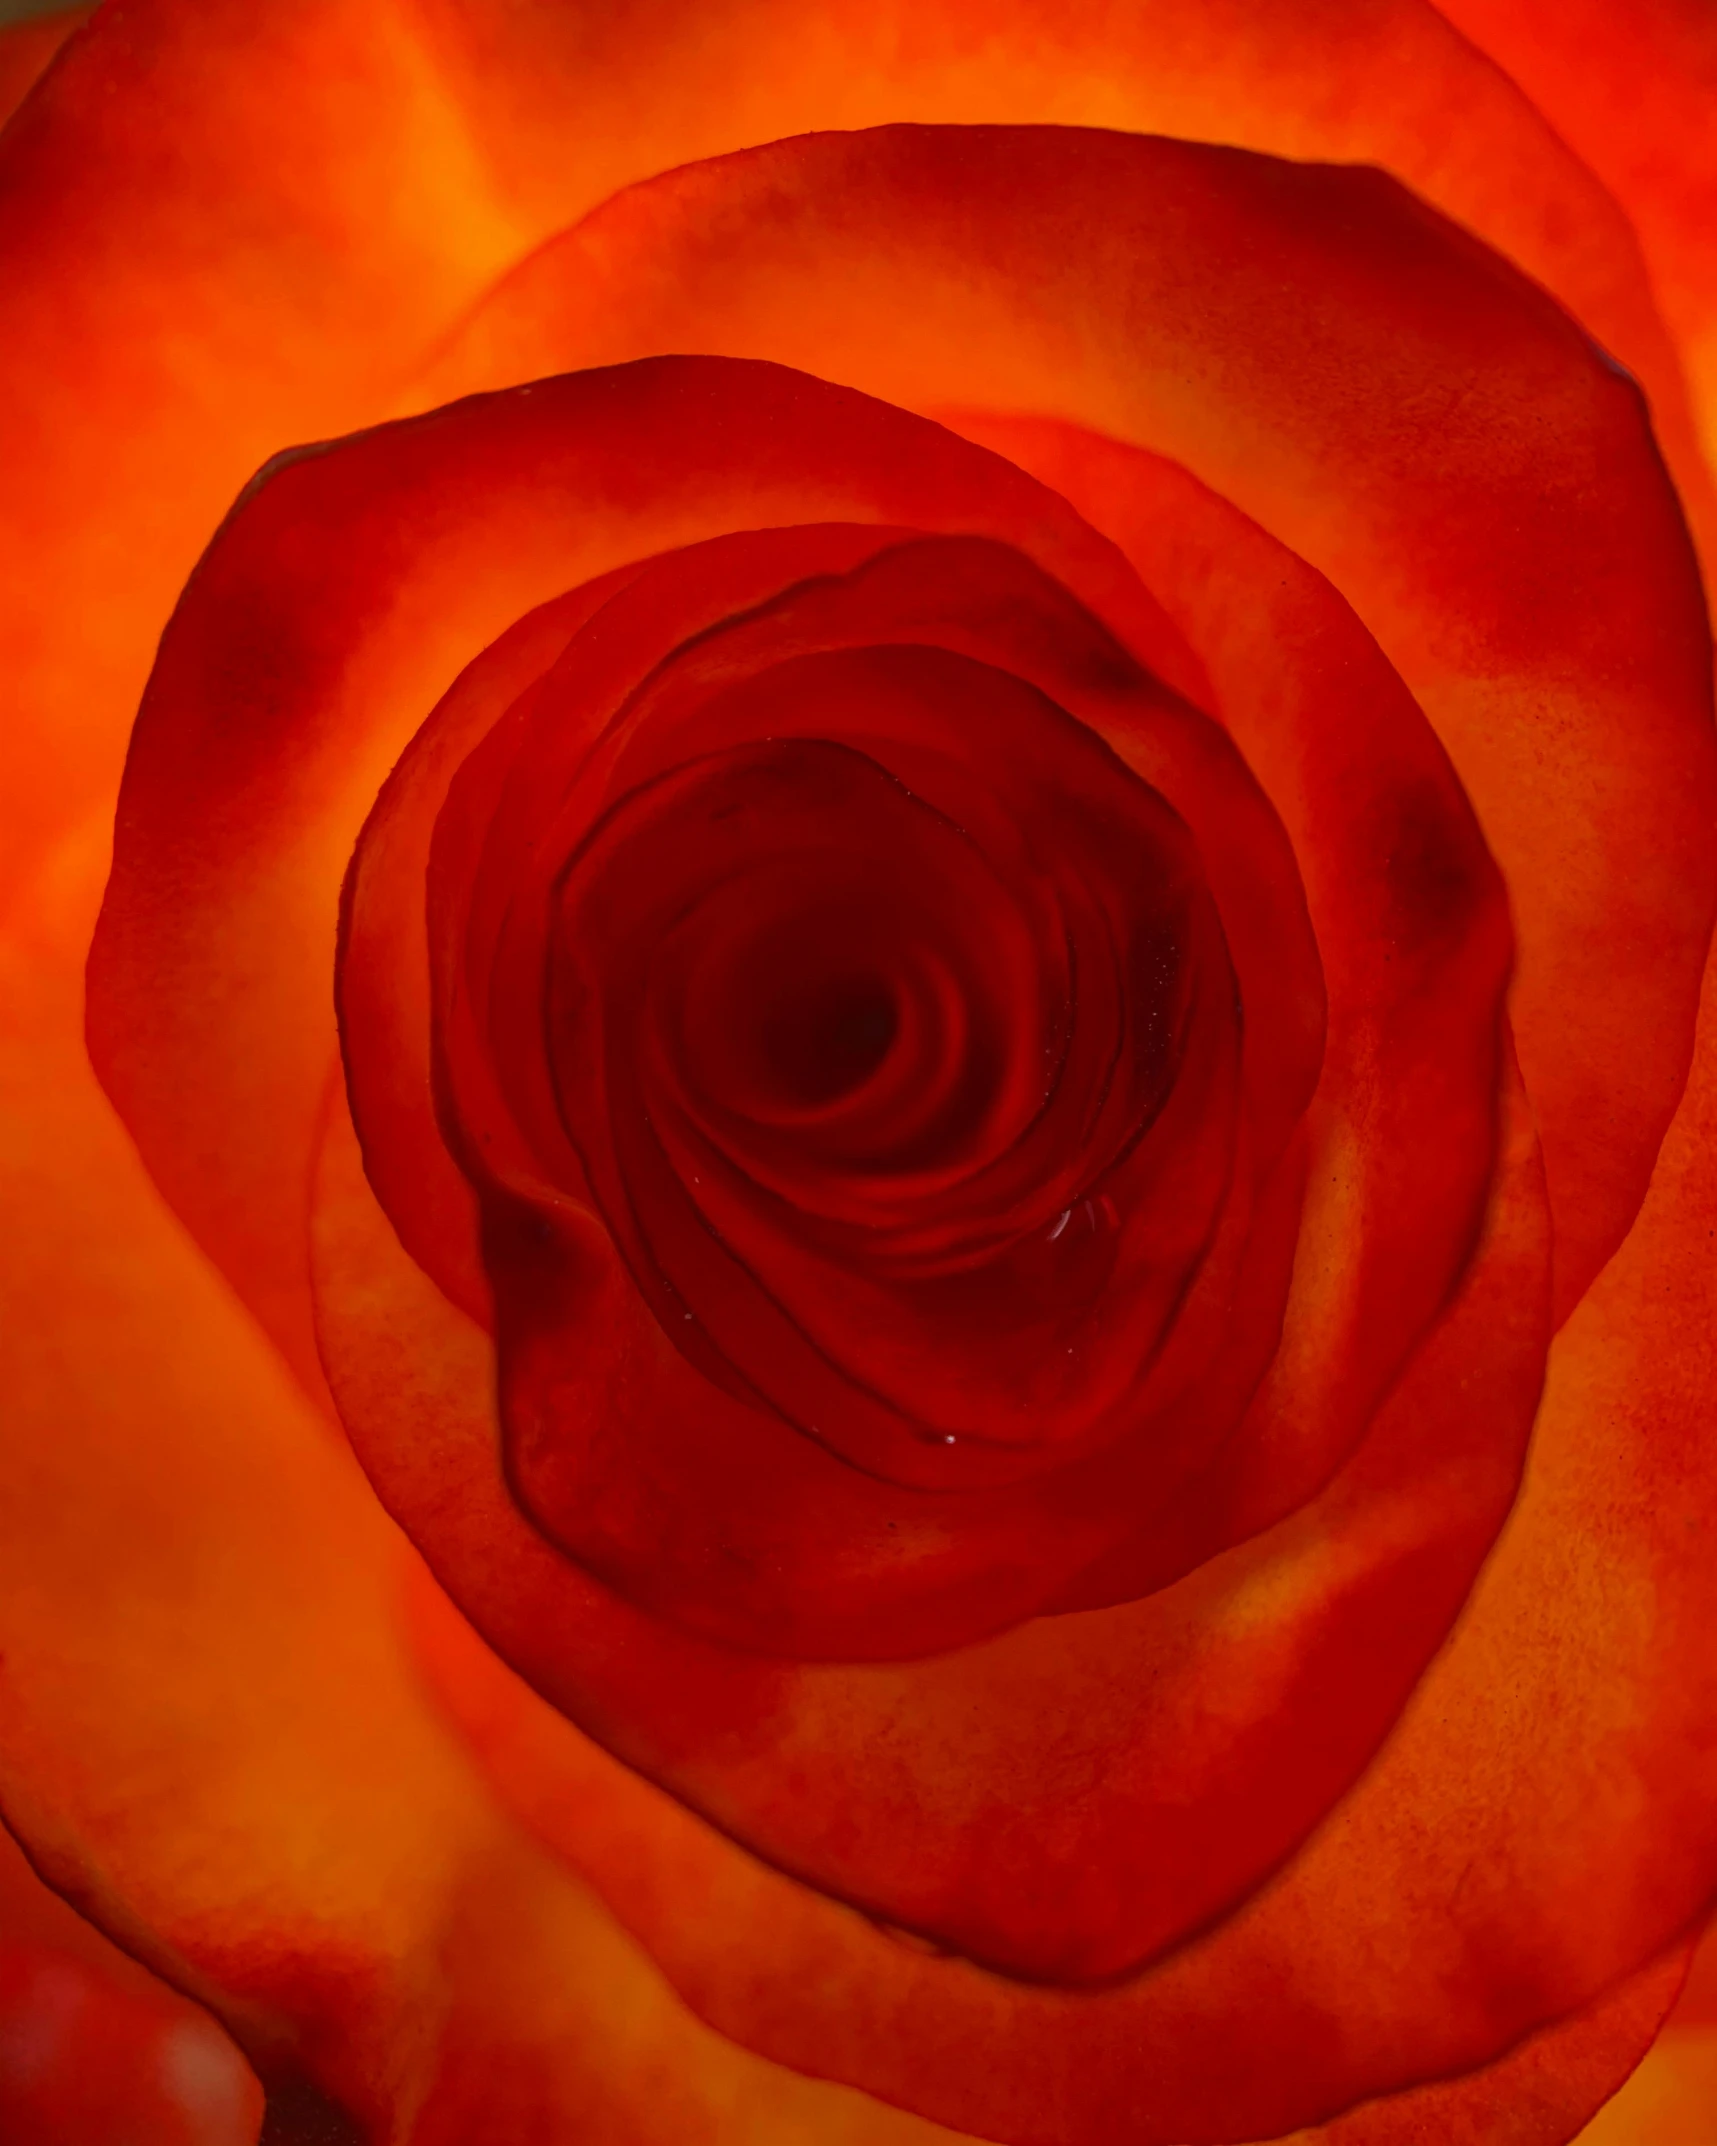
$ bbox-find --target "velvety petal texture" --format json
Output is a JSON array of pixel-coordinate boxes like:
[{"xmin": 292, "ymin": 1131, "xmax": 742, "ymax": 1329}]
[
  {"xmin": 1435, "ymin": 0, "xmax": 1717, "ymax": 476},
  {"xmin": 2, "ymin": 1, "xmax": 1715, "ymax": 2144},
  {"xmin": 1573, "ymin": 1917, "xmax": 1717, "ymax": 2145}
]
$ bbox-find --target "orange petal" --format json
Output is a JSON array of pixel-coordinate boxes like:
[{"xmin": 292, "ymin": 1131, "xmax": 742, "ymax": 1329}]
[
  {"xmin": 1435, "ymin": 0, "xmax": 1717, "ymax": 480},
  {"xmin": 0, "ymin": 0, "xmax": 532, "ymax": 900},
  {"xmin": 1573, "ymin": 2024, "xmax": 1717, "ymax": 2146},
  {"xmin": 405, "ymin": 0, "xmax": 1717, "ymax": 573},
  {"xmin": 1301, "ymin": 1942, "xmax": 1692, "ymax": 2146},
  {"xmin": 1664, "ymin": 1912, "xmax": 1717, "ymax": 2029}
]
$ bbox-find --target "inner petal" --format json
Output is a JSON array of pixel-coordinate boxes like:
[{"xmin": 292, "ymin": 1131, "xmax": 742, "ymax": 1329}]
[{"xmin": 758, "ymin": 964, "xmax": 899, "ymax": 1109}]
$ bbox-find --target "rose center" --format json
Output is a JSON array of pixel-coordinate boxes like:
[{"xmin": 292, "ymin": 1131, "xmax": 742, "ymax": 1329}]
[{"xmin": 755, "ymin": 965, "xmax": 900, "ymax": 1106}]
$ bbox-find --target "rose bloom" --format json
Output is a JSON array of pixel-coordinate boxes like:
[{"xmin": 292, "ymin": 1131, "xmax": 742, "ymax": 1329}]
[{"xmin": 3, "ymin": 2, "xmax": 1717, "ymax": 2143}]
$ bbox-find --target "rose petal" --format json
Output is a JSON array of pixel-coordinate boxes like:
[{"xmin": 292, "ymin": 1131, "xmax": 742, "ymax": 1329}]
[
  {"xmin": 1573, "ymin": 2024, "xmax": 1717, "ymax": 2146},
  {"xmin": 412, "ymin": 0, "xmax": 1717, "ymax": 572},
  {"xmin": 1296, "ymin": 1941, "xmax": 1691, "ymax": 2146},
  {"xmin": 0, "ymin": 0, "xmax": 534, "ymax": 898},
  {"xmin": 1434, "ymin": 0, "xmax": 1717, "ymax": 477}
]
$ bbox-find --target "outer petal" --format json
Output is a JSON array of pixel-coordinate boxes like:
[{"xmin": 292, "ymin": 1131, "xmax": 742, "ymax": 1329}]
[
  {"xmin": 1289, "ymin": 1937, "xmax": 1691, "ymax": 2146},
  {"xmin": 400, "ymin": 0, "xmax": 1717, "ymax": 571},
  {"xmin": 1586, "ymin": 2034, "xmax": 1717, "ymax": 2142},
  {"xmin": 0, "ymin": 0, "xmax": 533, "ymax": 900},
  {"xmin": 1433, "ymin": 0, "xmax": 1717, "ymax": 476},
  {"xmin": 1290, "ymin": 1939, "xmax": 1690, "ymax": 2146},
  {"xmin": 412, "ymin": 126, "xmax": 1716, "ymax": 1322},
  {"xmin": 1574, "ymin": 1969, "xmax": 1717, "ymax": 2146},
  {"xmin": 5, "ymin": 0, "xmax": 1711, "ymax": 898}
]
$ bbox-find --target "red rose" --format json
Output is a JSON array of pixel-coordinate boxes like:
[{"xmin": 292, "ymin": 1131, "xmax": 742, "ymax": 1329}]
[{"xmin": 3, "ymin": 4, "xmax": 1717, "ymax": 2143}]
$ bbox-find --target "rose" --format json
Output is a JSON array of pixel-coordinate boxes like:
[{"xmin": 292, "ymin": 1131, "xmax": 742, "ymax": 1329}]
[
  {"xmin": 3, "ymin": 3, "xmax": 1716, "ymax": 2143},
  {"xmin": 5, "ymin": 5, "xmax": 1716, "ymax": 2142},
  {"xmin": 5, "ymin": 5, "xmax": 1717, "ymax": 2144}
]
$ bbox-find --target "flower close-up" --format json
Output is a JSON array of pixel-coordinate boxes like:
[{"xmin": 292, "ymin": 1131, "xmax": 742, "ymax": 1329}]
[{"xmin": 4, "ymin": 2, "xmax": 1717, "ymax": 2142}]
